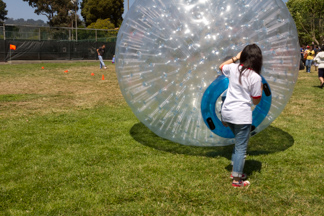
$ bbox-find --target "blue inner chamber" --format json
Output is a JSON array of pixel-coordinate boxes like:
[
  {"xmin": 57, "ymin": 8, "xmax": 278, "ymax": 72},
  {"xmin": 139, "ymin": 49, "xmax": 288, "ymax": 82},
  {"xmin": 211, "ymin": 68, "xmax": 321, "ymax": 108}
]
[{"xmin": 201, "ymin": 75, "xmax": 272, "ymax": 138}]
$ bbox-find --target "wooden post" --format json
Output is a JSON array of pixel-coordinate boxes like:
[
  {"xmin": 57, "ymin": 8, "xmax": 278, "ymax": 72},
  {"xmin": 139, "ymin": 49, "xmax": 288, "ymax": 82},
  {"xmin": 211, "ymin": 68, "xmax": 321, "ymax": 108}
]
[
  {"xmin": 3, "ymin": 24, "xmax": 5, "ymax": 40},
  {"xmin": 75, "ymin": 13, "xmax": 78, "ymax": 41},
  {"xmin": 3, "ymin": 25, "xmax": 6, "ymax": 62},
  {"xmin": 71, "ymin": 19, "xmax": 73, "ymax": 40}
]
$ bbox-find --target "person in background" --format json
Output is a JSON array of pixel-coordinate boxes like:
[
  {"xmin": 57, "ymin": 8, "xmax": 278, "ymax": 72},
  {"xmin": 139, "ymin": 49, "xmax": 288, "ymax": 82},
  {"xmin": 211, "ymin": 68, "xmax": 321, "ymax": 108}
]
[
  {"xmin": 305, "ymin": 46, "xmax": 315, "ymax": 73},
  {"xmin": 112, "ymin": 55, "xmax": 115, "ymax": 64},
  {"xmin": 219, "ymin": 44, "xmax": 263, "ymax": 188},
  {"xmin": 314, "ymin": 45, "xmax": 320, "ymax": 55},
  {"xmin": 314, "ymin": 45, "xmax": 320, "ymax": 71},
  {"xmin": 313, "ymin": 45, "xmax": 324, "ymax": 88},
  {"xmin": 300, "ymin": 45, "xmax": 305, "ymax": 65},
  {"xmin": 97, "ymin": 45, "xmax": 107, "ymax": 69}
]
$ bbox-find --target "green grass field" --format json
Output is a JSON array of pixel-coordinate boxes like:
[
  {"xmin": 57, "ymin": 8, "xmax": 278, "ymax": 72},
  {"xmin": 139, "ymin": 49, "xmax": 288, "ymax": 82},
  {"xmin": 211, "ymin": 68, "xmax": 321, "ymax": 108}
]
[{"xmin": 0, "ymin": 62, "xmax": 324, "ymax": 215}]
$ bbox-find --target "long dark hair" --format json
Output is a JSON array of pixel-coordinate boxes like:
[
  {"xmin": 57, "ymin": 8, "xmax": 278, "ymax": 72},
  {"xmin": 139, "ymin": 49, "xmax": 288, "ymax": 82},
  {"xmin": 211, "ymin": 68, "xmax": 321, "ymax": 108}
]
[{"xmin": 238, "ymin": 44, "xmax": 263, "ymax": 84}]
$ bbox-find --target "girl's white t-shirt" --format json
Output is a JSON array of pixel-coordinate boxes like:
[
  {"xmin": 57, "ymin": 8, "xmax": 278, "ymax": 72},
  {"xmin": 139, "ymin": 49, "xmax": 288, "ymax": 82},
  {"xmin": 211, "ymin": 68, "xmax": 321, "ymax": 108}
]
[{"xmin": 221, "ymin": 63, "xmax": 262, "ymax": 124}]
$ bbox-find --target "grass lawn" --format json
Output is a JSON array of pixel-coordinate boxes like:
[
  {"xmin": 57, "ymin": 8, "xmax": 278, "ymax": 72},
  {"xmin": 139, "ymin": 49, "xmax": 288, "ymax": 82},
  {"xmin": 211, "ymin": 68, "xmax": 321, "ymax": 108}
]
[{"xmin": 0, "ymin": 62, "xmax": 324, "ymax": 215}]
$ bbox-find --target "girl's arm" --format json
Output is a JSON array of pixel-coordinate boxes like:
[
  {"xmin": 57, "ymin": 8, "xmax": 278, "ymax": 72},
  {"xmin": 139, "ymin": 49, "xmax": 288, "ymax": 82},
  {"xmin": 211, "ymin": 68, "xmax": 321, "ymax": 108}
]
[
  {"xmin": 252, "ymin": 83, "xmax": 263, "ymax": 105},
  {"xmin": 219, "ymin": 52, "xmax": 241, "ymax": 71}
]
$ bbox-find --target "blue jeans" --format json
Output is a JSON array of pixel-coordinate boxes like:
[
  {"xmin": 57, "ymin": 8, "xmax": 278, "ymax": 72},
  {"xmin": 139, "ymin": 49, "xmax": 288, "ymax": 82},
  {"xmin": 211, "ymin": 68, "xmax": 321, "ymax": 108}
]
[
  {"xmin": 227, "ymin": 123, "xmax": 251, "ymax": 178},
  {"xmin": 98, "ymin": 55, "xmax": 106, "ymax": 69},
  {"xmin": 305, "ymin": 59, "xmax": 313, "ymax": 72}
]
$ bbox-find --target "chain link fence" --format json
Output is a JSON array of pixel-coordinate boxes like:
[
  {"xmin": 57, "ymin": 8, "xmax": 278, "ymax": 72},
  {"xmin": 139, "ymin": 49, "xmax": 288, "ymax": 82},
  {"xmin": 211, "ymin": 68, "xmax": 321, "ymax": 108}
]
[{"xmin": 0, "ymin": 24, "xmax": 118, "ymax": 62}]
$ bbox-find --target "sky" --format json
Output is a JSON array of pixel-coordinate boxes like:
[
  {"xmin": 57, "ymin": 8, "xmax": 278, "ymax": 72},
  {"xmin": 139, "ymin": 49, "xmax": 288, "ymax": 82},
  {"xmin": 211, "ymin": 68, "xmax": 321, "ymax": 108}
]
[
  {"xmin": 4, "ymin": 0, "xmax": 288, "ymax": 22},
  {"xmin": 3, "ymin": 0, "xmax": 83, "ymax": 22}
]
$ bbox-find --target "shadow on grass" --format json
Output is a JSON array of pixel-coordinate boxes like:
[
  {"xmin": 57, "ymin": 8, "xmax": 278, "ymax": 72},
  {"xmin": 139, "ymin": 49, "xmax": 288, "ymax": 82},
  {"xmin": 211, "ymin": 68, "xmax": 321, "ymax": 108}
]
[
  {"xmin": 312, "ymin": 85, "xmax": 323, "ymax": 89},
  {"xmin": 225, "ymin": 160, "xmax": 262, "ymax": 177},
  {"xmin": 130, "ymin": 123, "xmax": 294, "ymax": 175},
  {"xmin": 130, "ymin": 122, "xmax": 294, "ymax": 160}
]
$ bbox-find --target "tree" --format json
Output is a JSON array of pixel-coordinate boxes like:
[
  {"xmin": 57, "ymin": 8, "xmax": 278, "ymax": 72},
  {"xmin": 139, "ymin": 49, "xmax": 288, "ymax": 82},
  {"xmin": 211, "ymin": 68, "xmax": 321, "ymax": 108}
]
[
  {"xmin": 81, "ymin": 0, "xmax": 124, "ymax": 28},
  {"xmin": 22, "ymin": 0, "xmax": 81, "ymax": 27},
  {"xmin": 286, "ymin": 0, "xmax": 324, "ymax": 46},
  {"xmin": 87, "ymin": 18, "xmax": 115, "ymax": 29},
  {"xmin": 5, "ymin": 18, "xmax": 48, "ymax": 26},
  {"xmin": 0, "ymin": 0, "xmax": 8, "ymax": 23}
]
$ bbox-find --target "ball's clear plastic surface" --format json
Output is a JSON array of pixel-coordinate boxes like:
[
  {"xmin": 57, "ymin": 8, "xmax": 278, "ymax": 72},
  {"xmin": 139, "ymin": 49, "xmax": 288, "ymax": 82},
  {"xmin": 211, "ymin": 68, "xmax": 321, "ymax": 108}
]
[{"xmin": 115, "ymin": 0, "xmax": 300, "ymax": 146}]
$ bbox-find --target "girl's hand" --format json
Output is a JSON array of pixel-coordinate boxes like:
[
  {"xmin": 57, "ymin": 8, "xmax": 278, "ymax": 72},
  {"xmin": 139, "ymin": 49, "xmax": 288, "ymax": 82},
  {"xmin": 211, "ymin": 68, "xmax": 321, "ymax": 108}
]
[{"xmin": 219, "ymin": 50, "xmax": 242, "ymax": 71}]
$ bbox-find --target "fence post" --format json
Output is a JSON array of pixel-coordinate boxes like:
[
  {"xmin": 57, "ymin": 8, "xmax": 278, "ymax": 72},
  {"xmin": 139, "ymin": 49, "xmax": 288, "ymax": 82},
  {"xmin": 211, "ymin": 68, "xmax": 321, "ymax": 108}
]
[
  {"xmin": 3, "ymin": 25, "xmax": 6, "ymax": 62},
  {"xmin": 69, "ymin": 41, "xmax": 72, "ymax": 60},
  {"xmin": 3, "ymin": 24, "xmax": 5, "ymax": 40},
  {"xmin": 38, "ymin": 43, "xmax": 40, "ymax": 60},
  {"xmin": 3, "ymin": 40, "xmax": 5, "ymax": 62},
  {"xmin": 39, "ymin": 28, "xmax": 41, "ymax": 41},
  {"xmin": 75, "ymin": 15, "xmax": 78, "ymax": 41}
]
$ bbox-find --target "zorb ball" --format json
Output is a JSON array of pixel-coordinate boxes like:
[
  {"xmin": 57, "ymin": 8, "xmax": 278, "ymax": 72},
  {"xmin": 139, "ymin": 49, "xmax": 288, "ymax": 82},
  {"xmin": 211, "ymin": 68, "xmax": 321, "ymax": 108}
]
[{"xmin": 115, "ymin": 0, "xmax": 300, "ymax": 146}]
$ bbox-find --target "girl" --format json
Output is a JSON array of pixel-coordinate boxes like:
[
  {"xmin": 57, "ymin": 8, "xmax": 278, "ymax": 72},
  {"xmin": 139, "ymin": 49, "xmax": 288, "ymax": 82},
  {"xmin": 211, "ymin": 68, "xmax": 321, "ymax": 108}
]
[{"xmin": 219, "ymin": 44, "xmax": 263, "ymax": 187}]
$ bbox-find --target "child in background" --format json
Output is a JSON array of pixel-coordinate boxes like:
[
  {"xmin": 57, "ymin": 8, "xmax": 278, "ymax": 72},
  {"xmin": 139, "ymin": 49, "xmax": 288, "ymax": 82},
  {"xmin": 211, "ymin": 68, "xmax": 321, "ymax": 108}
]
[
  {"xmin": 97, "ymin": 45, "xmax": 107, "ymax": 69},
  {"xmin": 112, "ymin": 55, "xmax": 115, "ymax": 64},
  {"xmin": 314, "ymin": 45, "xmax": 324, "ymax": 88},
  {"xmin": 219, "ymin": 44, "xmax": 263, "ymax": 187}
]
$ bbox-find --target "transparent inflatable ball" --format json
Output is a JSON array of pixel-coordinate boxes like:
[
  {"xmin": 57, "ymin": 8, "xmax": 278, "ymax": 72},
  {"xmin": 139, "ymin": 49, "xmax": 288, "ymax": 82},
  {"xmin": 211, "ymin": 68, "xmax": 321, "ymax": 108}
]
[{"xmin": 115, "ymin": 0, "xmax": 300, "ymax": 146}]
